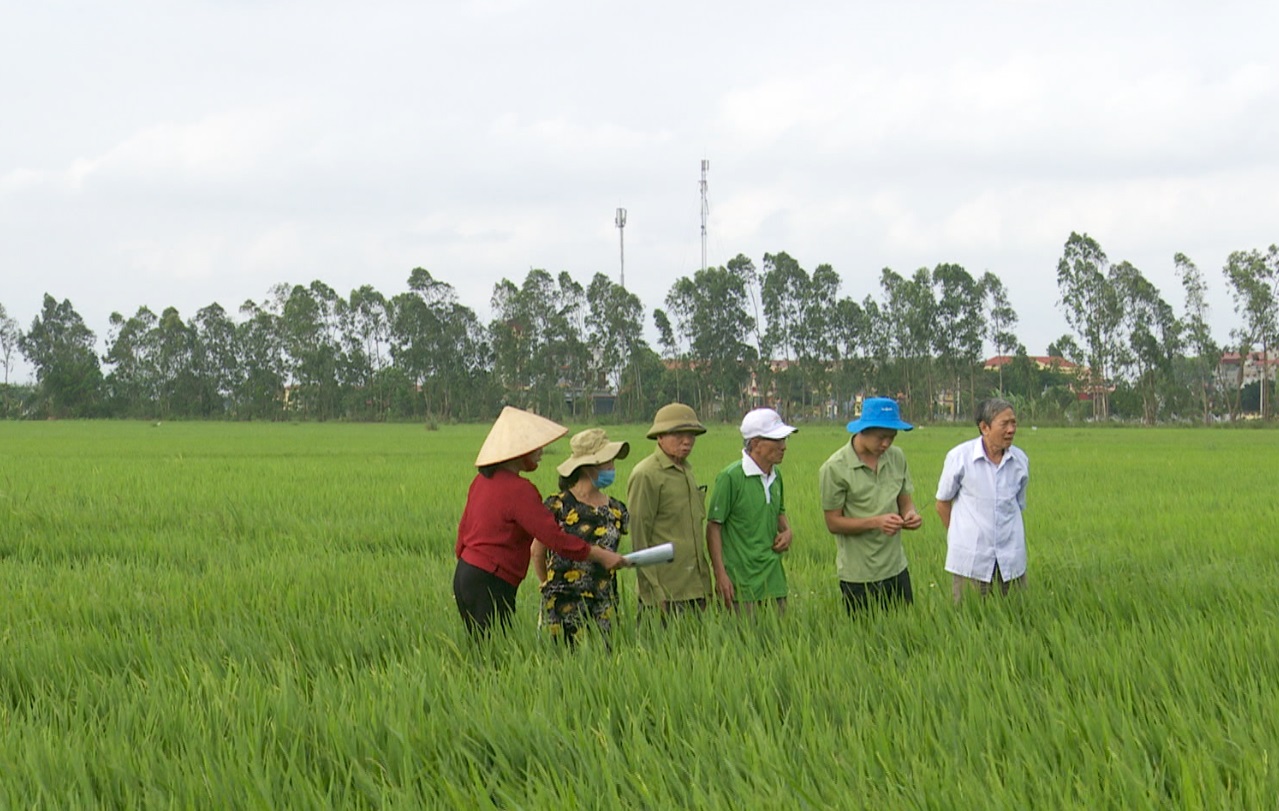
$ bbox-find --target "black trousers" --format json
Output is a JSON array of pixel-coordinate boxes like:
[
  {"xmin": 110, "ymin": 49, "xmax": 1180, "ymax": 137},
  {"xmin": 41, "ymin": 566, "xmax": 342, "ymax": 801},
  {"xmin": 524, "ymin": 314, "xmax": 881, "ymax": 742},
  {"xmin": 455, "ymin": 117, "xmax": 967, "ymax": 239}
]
[
  {"xmin": 840, "ymin": 568, "xmax": 914, "ymax": 614},
  {"xmin": 453, "ymin": 559, "xmax": 519, "ymax": 636}
]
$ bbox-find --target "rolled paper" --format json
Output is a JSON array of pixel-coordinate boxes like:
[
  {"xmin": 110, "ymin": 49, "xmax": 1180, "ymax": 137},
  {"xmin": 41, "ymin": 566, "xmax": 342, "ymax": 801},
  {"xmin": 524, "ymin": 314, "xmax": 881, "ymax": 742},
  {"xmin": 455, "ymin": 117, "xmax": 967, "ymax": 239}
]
[{"xmin": 623, "ymin": 543, "xmax": 675, "ymax": 567}]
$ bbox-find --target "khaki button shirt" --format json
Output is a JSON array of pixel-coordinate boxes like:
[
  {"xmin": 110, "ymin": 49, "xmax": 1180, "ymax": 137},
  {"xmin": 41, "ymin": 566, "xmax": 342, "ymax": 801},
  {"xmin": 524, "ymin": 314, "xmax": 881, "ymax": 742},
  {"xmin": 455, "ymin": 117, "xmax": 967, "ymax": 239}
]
[
  {"xmin": 819, "ymin": 442, "xmax": 914, "ymax": 583},
  {"xmin": 626, "ymin": 447, "xmax": 712, "ymax": 605}
]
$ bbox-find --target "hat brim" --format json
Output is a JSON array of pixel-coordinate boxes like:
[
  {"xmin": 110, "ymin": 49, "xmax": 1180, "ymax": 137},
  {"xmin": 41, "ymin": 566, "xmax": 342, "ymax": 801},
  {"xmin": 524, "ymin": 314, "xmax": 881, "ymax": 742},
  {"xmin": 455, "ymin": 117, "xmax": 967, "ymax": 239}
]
[
  {"xmin": 645, "ymin": 423, "xmax": 707, "ymax": 440},
  {"xmin": 555, "ymin": 440, "xmax": 630, "ymax": 477},
  {"xmin": 475, "ymin": 407, "xmax": 569, "ymax": 466},
  {"xmin": 846, "ymin": 417, "xmax": 913, "ymax": 434}
]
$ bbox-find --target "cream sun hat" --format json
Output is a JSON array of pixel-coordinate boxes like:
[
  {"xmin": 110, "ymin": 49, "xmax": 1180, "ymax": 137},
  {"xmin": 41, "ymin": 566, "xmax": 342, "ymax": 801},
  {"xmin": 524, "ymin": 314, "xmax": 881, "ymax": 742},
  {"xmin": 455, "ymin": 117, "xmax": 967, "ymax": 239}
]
[
  {"xmin": 556, "ymin": 428, "xmax": 630, "ymax": 477},
  {"xmin": 474, "ymin": 406, "xmax": 568, "ymax": 467}
]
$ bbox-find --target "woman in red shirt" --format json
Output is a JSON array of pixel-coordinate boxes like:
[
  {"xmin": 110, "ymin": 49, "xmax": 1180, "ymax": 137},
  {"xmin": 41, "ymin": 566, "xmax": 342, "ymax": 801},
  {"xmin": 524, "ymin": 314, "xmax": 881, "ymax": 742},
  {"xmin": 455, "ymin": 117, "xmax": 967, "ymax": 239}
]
[{"xmin": 454, "ymin": 407, "xmax": 629, "ymax": 635}]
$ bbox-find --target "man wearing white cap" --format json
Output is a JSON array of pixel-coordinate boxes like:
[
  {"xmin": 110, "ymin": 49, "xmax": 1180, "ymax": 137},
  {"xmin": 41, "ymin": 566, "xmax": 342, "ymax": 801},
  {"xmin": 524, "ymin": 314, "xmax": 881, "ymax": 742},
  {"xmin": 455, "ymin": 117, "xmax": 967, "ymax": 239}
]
[
  {"xmin": 819, "ymin": 397, "xmax": 923, "ymax": 612},
  {"xmin": 706, "ymin": 408, "xmax": 797, "ymax": 614}
]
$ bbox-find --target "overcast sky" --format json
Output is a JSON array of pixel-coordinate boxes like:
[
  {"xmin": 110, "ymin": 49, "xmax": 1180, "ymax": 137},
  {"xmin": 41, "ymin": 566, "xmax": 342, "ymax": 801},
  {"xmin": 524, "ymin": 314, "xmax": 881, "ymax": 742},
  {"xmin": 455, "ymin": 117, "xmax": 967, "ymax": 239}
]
[{"xmin": 3, "ymin": 0, "xmax": 1277, "ymax": 382}]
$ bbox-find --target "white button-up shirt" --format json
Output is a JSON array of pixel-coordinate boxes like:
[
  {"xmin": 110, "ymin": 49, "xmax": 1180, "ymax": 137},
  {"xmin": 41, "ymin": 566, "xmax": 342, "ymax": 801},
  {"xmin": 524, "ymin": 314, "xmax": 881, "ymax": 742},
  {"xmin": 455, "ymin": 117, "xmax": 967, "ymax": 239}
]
[{"xmin": 936, "ymin": 436, "xmax": 1029, "ymax": 581}]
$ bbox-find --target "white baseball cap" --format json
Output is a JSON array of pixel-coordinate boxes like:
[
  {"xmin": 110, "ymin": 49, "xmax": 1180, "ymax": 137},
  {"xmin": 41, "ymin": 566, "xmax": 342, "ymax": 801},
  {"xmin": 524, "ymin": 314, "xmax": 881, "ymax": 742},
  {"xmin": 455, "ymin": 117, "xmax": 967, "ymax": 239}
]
[{"xmin": 740, "ymin": 408, "xmax": 798, "ymax": 440}]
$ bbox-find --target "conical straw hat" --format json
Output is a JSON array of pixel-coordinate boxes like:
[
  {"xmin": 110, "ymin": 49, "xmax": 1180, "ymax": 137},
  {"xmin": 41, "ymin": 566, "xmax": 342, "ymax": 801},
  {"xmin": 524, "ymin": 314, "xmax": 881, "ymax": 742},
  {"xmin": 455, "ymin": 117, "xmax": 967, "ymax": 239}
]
[{"xmin": 474, "ymin": 406, "xmax": 568, "ymax": 467}]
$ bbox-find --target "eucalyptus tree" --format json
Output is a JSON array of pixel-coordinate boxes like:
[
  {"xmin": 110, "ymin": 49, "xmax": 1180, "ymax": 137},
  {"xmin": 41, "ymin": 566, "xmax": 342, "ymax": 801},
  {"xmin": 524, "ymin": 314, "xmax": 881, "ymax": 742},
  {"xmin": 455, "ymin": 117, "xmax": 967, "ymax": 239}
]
[
  {"xmin": 1111, "ymin": 261, "xmax": 1181, "ymax": 424},
  {"xmin": 1174, "ymin": 253, "xmax": 1220, "ymax": 424},
  {"xmin": 761, "ymin": 252, "xmax": 807, "ymax": 364},
  {"xmin": 981, "ymin": 271, "xmax": 1020, "ymax": 393},
  {"xmin": 152, "ymin": 306, "xmax": 200, "ymax": 418},
  {"xmin": 550, "ymin": 272, "xmax": 592, "ymax": 418},
  {"xmin": 652, "ymin": 307, "xmax": 685, "ymax": 403},
  {"xmin": 879, "ymin": 268, "xmax": 935, "ymax": 420},
  {"xmin": 103, "ymin": 306, "xmax": 160, "ymax": 417},
  {"xmin": 797, "ymin": 263, "xmax": 841, "ymax": 411},
  {"xmin": 191, "ymin": 303, "xmax": 240, "ymax": 417},
  {"xmin": 489, "ymin": 269, "xmax": 572, "ymax": 417},
  {"xmin": 0, "ymin": 302, "xmax": 19, "ymax": 416},
  {"xmin": 930, "ymin": 264, "xmax": 985, "ymax": 420},
  {"xmin": 102, "ymin": 304, "xmax": 200, "ymax": 418},
  {"xmin": 586, "ymin": 272, "xmax": 645, "ymax": 419},
  {"xmin": 617, "ymin": 344, "xmax": 678, "ymax": 421},
  {"xmin": 1222, "ymin": 246, "xmax": 1278, "ymax": 419},
  {"xmin": 761, "ymin": 252, "xmax": 808, "ymax": 410},
  {"xmin": 664, "ymin": 265, "xmax": 757, "ymax": 419},
  {"xmin": 661, "ymin": 280, "xmax": 703, "ymax": 409},
  {"xmin": 345, "ymin": 285, "xmax": 391, "ymax": 419},
  {"xmin": 391, "ymin": 268, "xmax": 493, "ymax": 421},
  {"xmin": 827, "ymin": 295, "xmax": 870, "ymax": 418},
  {"xmin": 1048, "ymin": 334, "xmax": 1084, "ymax": 364},
  {"xmin": 729, "ymin": 253, "xmax": 767, "ymax": 407},
  {"xmin": 727, "ymin": 253, "xmax": 764, "ymax": 360},
  {"xmin": 858, "ymin": 296, "xmax": 891, "ymax": 394},
  {"xmin": 18, "ymin": 294, "xmax": 103, "ymax": 418},
  {"xmin": 1056, "ymin": 232, "xmax": 1122, "ymax": 420},
  {"xmin": 236, "ymin": 287, "xmax": 290, "ymax": 420},
  {"xmin": 280, "ymin": 281, "xmax": 347, "ymax": 419},
  {"xmin": 758, "ymin": 252, "xmax": 839, "ymax": 413}
]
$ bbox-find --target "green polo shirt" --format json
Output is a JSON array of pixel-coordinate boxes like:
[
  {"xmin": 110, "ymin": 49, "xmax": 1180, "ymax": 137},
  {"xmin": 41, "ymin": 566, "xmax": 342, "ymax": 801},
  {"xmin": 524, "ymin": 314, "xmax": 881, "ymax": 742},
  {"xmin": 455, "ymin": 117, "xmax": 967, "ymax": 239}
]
[
  {"xmin": 626, "ymin": 447, "xmax": 712, "ymax": 606},
  {"xmin": 707, "ymin": 456, "xmax": 787, "ymax": 601},
  {"xmin": 818, "ymin": 441, "xmax": 914, "ymax": 583}
]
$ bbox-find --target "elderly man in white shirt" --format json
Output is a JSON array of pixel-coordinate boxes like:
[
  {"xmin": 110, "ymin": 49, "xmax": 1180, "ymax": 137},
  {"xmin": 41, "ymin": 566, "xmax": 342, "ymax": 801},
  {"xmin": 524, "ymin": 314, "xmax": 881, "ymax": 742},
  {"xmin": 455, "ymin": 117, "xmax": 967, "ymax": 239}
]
[{"xmin": 935, "ymin": 397, "xmax": 1029, "ymax": 603}]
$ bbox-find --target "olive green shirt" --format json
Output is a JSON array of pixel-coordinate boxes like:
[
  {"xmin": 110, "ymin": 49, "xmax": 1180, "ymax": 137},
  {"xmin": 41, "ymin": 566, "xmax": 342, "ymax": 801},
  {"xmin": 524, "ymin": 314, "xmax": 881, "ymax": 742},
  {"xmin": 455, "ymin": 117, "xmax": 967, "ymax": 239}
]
[
  {"xmin": 627, "ymin": 446, "xmax": 713, "ymax": 606},
  {"xmin": 818, "ymin": 441, "xmax": 914, "ymax": 583}
]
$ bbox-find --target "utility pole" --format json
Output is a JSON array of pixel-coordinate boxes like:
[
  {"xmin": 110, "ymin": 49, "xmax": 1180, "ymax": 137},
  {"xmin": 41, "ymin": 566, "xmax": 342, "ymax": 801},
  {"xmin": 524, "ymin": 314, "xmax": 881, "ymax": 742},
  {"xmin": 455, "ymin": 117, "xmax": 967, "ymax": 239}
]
[
  {"xmin": 699, "ymin": 159, "xmax": 709, "ymax": 272},
  {"xmin": 615, "ymin": 207, "xmax": 627, "ymax": 289}
]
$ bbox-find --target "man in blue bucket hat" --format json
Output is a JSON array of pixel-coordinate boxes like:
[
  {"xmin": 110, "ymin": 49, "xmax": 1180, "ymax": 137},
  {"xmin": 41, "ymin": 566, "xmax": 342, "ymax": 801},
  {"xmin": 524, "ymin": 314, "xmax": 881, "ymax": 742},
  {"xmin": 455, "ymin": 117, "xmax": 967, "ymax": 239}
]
[{"xmin": 818, "ymin": 397, "xmax": 924, "ymax": 612}]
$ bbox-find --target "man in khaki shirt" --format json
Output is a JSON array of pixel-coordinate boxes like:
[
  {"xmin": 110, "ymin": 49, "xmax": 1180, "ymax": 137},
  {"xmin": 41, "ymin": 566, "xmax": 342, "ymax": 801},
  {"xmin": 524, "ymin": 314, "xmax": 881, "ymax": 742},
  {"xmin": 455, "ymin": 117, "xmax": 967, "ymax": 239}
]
[
  {"xmin": 627, "ymin": 403, "xmax": 713, "ymax": 615},
  {"xmin": 819, "ymin": 397, "xmax": 922, "ymax": 613}
]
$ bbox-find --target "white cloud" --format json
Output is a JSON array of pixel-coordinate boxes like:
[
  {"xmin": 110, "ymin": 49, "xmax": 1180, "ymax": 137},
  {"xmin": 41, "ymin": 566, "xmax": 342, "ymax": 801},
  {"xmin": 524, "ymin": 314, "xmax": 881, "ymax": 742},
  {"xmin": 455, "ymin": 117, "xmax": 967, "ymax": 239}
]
[{"xmin": 2, "ymin": 0, "xmax": 1278, "ymax": 382}]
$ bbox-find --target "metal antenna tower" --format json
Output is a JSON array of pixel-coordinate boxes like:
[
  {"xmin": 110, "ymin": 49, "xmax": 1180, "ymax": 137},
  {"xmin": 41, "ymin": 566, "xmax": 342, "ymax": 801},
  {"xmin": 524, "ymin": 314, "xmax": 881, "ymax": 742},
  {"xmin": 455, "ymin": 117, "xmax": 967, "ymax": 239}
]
[
  {"xmin": 615, "ymin": 207, "xmax": 627, "ymax": 289},
  {"xmin": 699, "ymin": 159, "xmax": 709, "ymax": 272}
]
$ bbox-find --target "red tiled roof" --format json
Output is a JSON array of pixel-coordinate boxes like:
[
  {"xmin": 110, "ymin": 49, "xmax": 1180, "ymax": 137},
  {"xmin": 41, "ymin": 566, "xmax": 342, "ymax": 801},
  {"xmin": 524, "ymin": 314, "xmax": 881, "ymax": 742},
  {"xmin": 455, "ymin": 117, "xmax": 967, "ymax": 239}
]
[{"xmin": 983, "ymin": 355, "xmax": 1078, "ymax": 369}]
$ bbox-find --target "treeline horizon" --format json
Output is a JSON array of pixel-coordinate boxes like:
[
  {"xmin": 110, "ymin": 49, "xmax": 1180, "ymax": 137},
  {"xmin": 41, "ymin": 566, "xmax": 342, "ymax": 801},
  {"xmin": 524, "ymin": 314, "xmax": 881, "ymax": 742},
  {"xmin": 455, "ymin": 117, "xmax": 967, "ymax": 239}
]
[{"xmin": 0, "ymin": 232, "xmax": 1275, "ymax": 425}]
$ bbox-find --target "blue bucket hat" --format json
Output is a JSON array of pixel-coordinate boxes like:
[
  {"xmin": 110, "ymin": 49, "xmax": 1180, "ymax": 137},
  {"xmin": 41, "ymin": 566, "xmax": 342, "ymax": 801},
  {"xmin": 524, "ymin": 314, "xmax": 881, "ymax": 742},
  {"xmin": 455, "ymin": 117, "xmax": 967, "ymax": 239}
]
[{"xmin": 846, "ymin": 397, "xmax": 913, "ymax": 434}]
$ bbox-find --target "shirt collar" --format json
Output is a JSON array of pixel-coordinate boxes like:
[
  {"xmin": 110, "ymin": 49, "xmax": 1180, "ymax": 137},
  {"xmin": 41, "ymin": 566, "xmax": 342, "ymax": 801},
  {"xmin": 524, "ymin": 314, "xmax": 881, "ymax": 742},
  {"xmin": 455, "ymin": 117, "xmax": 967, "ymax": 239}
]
[
  {"xmin": 970, "ymin": 436, "xmax": 1014, "ymax": 466},
  {"xmin": 654, "ymin": 446, "xmax": 692, "ymax": 470},
  {"xmin": 844, "ymin": 440, "xmax": 871, "ymax": 469},
  {"xmin": 741, "ymin": 450, "xmax": 767, "ymax": 478},
  {"xmin": 967, "ymin": 438, "xmax": 988, "ymax": 461}
]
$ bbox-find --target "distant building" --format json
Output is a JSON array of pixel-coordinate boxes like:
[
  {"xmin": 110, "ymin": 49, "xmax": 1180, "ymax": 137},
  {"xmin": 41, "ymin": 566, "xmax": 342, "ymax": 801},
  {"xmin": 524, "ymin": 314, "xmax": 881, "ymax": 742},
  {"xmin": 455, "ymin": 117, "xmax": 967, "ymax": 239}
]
[
  {"xmin": 1217, "ymin": 352, "xmax": 1279, "ymax": 387},
  {"xmin": 982, "ymin": 355, "xmax": 1081, "ymax": 375},
  {"xmin": 983, "ymin": 355, "xmax": 1110, "ymax": 401}
]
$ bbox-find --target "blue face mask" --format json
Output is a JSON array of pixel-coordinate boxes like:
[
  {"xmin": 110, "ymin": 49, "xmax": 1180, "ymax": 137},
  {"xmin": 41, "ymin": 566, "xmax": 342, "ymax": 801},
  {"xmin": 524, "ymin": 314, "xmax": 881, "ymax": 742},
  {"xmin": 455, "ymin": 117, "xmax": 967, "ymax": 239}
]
[{"xmin": 592, "ymin": 469, "xmax": 616, "ymax": 489}]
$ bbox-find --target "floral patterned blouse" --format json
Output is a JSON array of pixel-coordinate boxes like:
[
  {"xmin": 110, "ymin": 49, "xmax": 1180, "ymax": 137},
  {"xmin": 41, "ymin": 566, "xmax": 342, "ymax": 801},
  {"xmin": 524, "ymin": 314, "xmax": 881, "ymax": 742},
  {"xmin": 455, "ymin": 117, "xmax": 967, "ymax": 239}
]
[{"xmin": 541, "ymin": 491, "xmax": 629, "ymax": 599}]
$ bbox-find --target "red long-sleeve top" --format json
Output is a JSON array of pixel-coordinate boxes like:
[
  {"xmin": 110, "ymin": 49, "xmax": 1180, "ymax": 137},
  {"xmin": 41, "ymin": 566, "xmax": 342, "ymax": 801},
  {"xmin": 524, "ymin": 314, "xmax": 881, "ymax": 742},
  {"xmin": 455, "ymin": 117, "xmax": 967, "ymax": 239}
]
[{"xmin": 455, "ymin": 468, "xmax": 593, "ymax": 586}]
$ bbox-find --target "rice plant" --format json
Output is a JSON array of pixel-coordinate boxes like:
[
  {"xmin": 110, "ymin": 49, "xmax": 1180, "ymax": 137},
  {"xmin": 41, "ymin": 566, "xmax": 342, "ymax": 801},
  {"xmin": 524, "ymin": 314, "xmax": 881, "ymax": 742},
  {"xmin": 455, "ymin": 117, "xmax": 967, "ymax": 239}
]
[{"xmin": 0, "ymin": 421, "xmax": 1275, "ymax": 808}]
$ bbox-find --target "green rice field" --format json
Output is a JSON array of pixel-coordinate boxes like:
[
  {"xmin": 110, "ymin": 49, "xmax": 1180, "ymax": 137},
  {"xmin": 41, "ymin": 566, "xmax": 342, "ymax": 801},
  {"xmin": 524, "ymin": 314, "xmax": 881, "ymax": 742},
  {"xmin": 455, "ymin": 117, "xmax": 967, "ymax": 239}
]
[{"xmin": 1, "ymin": 420, "xmax": 1276, "ymax": 808}]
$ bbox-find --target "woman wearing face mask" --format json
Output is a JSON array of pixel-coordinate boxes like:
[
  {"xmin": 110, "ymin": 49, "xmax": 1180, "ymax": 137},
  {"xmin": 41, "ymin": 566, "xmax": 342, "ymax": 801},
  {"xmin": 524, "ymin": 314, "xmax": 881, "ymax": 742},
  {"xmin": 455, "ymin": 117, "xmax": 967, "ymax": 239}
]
[
  {"xmin": 532, "ymin": 428, "xmax": 631, "ymax": 646},
  {"xmin": 456, "ymin": 410, "xmax": 629, "ymax": 638}
]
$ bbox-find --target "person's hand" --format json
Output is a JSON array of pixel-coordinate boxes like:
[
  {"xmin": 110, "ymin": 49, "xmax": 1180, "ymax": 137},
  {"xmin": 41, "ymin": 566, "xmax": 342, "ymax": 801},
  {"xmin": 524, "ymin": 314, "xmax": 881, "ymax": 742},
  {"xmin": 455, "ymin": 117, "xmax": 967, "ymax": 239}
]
[
  {"xmin": 771, "ymin": 527, "xmax": 793, "ymax": 552},
  {"xmin": 590, "ymin": 547, "xmax": 630, "ymax": 570},
  {"xmin": 878, "ymin": 513, "xmax": 905, "ymax": 534},
  {"xmin": 715, "ymin": 572, "xmax": 735, "ymax": 607},
  {"xmin": 901, "ymin": 510, "xmax": 923, "ymax": 530}
]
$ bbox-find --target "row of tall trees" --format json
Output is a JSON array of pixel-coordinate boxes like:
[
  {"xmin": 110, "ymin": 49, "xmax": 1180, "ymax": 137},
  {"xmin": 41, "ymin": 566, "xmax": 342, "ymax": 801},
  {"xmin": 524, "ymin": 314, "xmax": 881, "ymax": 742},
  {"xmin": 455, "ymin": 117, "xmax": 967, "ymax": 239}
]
[
  {"xmin": 651, "ymin": 253, "xmax": 1018, "ymax": 423},
  {"xmin": 2, "ymin": 234, "xmax": 1275, "ymax": 423},
  {"xmin": 1055, "ymin": 233, "xmax": 1278, "ymax": 423}
]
